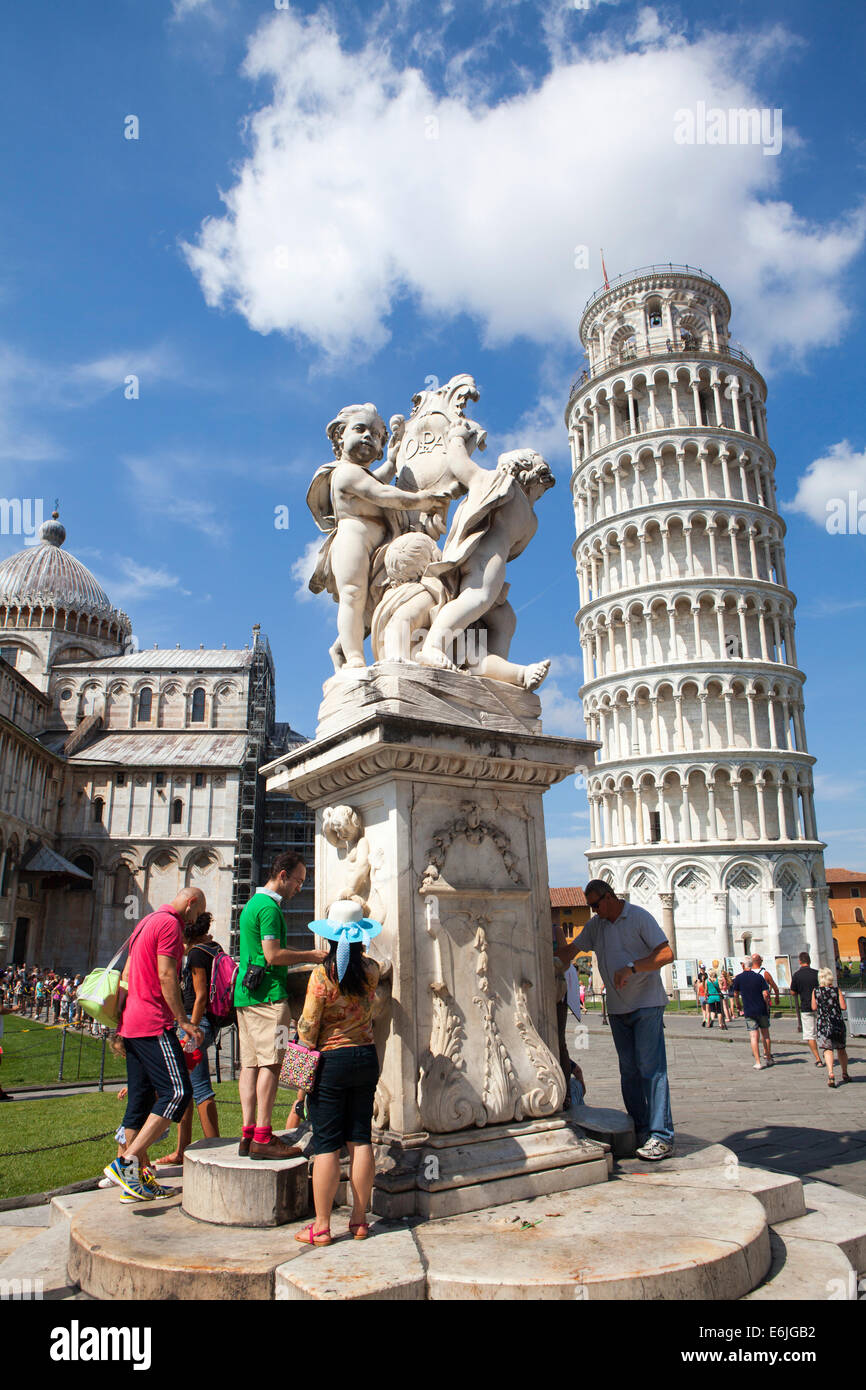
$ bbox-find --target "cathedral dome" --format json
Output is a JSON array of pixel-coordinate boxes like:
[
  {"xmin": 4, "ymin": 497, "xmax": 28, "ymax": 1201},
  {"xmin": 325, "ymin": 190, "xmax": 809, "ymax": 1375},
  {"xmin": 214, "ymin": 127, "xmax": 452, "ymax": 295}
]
[{"xmin": 0, "ymin": 511, "xmax": 128, "ymax": 630}]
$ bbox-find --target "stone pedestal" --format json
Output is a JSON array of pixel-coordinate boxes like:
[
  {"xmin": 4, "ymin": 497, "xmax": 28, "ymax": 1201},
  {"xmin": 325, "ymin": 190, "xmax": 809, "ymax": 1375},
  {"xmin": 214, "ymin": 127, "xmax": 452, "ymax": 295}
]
[
  {"xmin": 262, "ymin": 663, "xmax": 603, "ymax": 1217},
  {"xmin": 182, "ymin": 1139, "xmax": 309, "ymax": 1227}
]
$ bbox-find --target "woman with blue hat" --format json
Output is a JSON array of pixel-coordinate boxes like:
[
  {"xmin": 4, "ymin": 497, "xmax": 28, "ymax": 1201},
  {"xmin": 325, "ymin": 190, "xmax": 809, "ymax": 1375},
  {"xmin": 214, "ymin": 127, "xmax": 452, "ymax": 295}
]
[{"xmin": 294, "ymin": 900, "xmax": 383, "ymax": 1245}]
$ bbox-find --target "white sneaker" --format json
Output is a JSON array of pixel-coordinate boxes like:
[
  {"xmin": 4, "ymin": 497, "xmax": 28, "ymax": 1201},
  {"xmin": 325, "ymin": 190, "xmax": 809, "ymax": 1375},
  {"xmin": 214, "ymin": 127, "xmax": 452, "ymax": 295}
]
[
  {"xmin": 635, "ymin": 1137, "xmax": 675, "ymax": 1161},
  {"xmin": 753, "ymin": 1062, "xmax": 764, "ymax": 1069}
]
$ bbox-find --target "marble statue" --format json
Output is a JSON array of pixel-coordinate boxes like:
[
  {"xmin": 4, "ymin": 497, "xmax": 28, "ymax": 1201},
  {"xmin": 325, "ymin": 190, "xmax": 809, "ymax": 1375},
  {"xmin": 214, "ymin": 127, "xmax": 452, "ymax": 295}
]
[
  {"xmin": 306, "ymin": 403, "xmax": 449, "ymax": 670},
  {"xmin": 304, "ymin": 379, "xmax": 554, "ymax": 689}
]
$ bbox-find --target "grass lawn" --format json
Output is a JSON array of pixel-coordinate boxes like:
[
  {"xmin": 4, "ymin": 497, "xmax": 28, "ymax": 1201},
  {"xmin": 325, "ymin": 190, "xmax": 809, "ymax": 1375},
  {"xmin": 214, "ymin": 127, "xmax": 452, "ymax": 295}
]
[
  {"xmin": 1, "ymin": 1015, "xmax": 127, "ymax": 1088},
  {"xmin": 0, "ymin": 1081, "xmax": 299, "ymax": 1201}
]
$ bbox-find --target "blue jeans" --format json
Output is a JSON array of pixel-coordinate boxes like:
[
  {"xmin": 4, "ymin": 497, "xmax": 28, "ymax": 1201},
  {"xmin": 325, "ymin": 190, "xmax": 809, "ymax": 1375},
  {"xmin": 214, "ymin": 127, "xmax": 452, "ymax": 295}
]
[{"xmin": 608, "ymin": 1006, "xmax": 674, "ymax": 1143}]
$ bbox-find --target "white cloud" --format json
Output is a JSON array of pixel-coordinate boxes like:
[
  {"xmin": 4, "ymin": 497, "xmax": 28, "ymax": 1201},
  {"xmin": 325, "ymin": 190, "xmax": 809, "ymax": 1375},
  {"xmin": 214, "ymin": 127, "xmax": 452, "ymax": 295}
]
[
  {"xmin": 99, "ymin": 557, "xmax": 193, "ymax": 605},
  {"xmin": 0, "ymin": 342, "xmax": 181, "ymax": 465},
  {"xmin": 183, "ymin": 8, "xmax": 866, "ymax": 368},
  {"xmin": 546, "ymin": 833, "xmax": 591, "ymax": 887},
  {"xmin": 123, "ymin": 454, "xmax": 228, "ymax": 542},
  {"xmin": 540, "ymin": 679, "xmax": 588, "ymax": 737},
  {"xmin": 291, "ymin": 536, "xmax": 331, "ymax": 604},
  {"xmin": 785, "ymin": 440, "xmax": 866, "ymax": 529},
  {"xmin": 171, "ymin": 0, "xmax": 215, "ymax": 18}
]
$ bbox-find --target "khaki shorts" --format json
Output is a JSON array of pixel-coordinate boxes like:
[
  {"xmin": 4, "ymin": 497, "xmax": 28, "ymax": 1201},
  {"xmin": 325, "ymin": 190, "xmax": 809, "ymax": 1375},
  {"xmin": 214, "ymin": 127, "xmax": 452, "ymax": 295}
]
[
  {"xmin": 237, "ymin": 1001, "xmax": 292, "ymax": 1069},
  {"xmin": 801, "ymin": 1011, "xmax": 816, "ymax": 1042}
]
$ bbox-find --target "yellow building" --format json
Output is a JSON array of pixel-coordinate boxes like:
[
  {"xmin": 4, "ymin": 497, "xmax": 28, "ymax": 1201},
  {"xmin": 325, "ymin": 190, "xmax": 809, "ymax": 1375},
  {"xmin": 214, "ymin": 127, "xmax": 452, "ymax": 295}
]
[
  {"xmin": 827, "ymin": 868, "xmax": 866, "ymax": 965},
  {"xmin": 550, "ymin": 887, "xmax": 594, "ymax": 974}
]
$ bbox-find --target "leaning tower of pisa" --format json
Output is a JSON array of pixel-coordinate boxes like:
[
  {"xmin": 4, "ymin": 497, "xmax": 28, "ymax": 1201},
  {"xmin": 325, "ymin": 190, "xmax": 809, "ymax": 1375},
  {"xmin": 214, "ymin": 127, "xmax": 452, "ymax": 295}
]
[{"xmin": 565, "ymin": 264, "xmax": 834, "ymax": 976}]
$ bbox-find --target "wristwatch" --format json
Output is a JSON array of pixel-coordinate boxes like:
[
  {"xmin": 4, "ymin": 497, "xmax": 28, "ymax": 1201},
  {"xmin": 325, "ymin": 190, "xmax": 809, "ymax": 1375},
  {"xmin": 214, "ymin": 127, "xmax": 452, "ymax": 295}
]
[{"xmin": 627, "ymin": 962, "xmax": 637, "ymax": 974}]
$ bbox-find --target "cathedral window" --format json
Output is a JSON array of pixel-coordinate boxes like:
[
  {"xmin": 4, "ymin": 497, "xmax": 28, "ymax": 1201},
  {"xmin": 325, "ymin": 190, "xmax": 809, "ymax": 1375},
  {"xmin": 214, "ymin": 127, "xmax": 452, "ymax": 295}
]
[
  {"xmin": 115, "ymin": 772, "xmax": 125, "ymax": 787},
  {"xmin": 171, "ymin": 798, "xmax": 183, "ymax": 824},
  {"xmin": 194, "ymin": 772, "xmax": 205, "ymax": 788},
  {"xmin": 93, "ymin": 797, "xmax": 104, "ymax": 823},
  {"xmin": 155, "ymin": 772, "xmax": 165, "ymax": 787},
  {"xmin": 137, "ymin": 688, "xmax": 153, "ymax": 722},
  {"xmin": 191, "ymin": 687, "xmax": 206, "ymax": 722},
  {"xmin": 649, "ymin": 811, "xmax": 662, "ymax": 842}
]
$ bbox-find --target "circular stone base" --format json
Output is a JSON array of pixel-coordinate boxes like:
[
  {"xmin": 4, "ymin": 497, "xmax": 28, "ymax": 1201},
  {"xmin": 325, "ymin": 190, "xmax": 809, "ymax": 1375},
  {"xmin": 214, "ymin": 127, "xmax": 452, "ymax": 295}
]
[
  {"xmin": 182, "ymin": 1137, "xmax": 309, "ymax": 1227},
  {"xmin": 69, "ymin": 1159, "xmax": 773, "ymax": 1301}
]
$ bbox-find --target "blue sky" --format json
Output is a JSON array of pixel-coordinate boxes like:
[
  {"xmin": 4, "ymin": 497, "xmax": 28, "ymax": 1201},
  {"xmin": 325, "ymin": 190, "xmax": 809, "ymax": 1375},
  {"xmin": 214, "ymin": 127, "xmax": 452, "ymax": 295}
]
[{"xmin": 1, "ymin": 0, "xmax": 864, "ymax": 879}]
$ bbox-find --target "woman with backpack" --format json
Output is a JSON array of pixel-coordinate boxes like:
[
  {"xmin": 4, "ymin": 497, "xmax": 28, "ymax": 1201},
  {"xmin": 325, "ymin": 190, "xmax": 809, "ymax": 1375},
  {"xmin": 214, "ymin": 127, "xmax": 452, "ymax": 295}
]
[{"xmin": 153, "ymin": 912, "xmax": 222, "ymax": 1166}]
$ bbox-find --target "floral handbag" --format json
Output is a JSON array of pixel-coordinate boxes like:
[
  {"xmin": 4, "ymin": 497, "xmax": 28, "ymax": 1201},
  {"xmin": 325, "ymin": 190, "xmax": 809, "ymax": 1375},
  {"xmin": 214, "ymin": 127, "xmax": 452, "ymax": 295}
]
[{"xmin": 278, "ymin": 1041, "xmax": 321, "ymax": 1093}]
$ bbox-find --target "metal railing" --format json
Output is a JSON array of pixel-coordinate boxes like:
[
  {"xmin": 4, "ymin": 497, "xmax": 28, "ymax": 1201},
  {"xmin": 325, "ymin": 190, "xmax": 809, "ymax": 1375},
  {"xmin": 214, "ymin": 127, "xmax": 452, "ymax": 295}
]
[
  {"xmin": 581, "ymin": 264, "xmax": 724, "ymax": 318},
  {"xmin": 568, "ymin": 340, "xmax": 756, "ymax": 400}
]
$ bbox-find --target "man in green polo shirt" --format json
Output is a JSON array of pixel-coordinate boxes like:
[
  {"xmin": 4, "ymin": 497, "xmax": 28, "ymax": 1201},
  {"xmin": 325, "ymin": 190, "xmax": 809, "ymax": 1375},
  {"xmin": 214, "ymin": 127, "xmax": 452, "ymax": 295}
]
[{"xmin": 235, "ymin": 851, "xmax": 325, "ymax": 1159}]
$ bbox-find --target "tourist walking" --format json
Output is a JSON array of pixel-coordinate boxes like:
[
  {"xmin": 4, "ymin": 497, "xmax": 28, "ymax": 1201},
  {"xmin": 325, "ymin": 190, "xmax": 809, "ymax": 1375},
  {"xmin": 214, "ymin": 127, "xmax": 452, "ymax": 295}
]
[
  {"xmin": 579, "ymin": 880, "xmax": 675, "ymax": 1160},
  {"xmin": 101, "ymin": 888, "xmax": 205, "ymax": 1203},
  {"xmin": 696, "ymin": 969, "xmax": 709, "ymax": 1027},
  {"xmin": 294, "ymin": 901, "xmax": 383, "ymax": 1245},
  {"xmin": 235, "ymin": 852, "xmax": 325, "ymax": 1160},
  {"xmin": 812, "ymin": 968, "xmax": 850, "ymax": 1087},
  {"xmin": 706, "ymin": 971, "xmax": 727, "ymax": 1030},
  {"xmin": 153, "ymin": 911, "xmax": 222, "ymax": 1167},
  {"xmin": 733, "ymin": 963, "xmax": 772, "ymax": 1069},
  {"xmin": 751, "ymin": 954, "xmax": 780, "ymax": 1009},
  {"xmin": 790, "ymin": 951, "xmax": 821, "ymax": 1066},
  {"xmin": 719, "ymin": 968, "xmax": 735, "ymax": 1023}
]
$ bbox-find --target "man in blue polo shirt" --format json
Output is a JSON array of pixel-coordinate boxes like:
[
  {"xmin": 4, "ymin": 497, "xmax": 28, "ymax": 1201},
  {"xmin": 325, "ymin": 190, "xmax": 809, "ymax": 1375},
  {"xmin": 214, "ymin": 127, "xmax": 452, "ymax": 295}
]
[{"xmin": 580, "ymin": 879, "xmax": 675, "ymax": 1160}]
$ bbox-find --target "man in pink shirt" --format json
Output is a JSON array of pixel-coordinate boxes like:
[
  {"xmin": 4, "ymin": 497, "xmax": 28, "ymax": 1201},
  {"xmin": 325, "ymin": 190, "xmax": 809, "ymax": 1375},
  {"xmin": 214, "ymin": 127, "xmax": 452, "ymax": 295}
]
[{"xmin": 103, "ymin": 888, "xmax": 205, "ymax": 1202}]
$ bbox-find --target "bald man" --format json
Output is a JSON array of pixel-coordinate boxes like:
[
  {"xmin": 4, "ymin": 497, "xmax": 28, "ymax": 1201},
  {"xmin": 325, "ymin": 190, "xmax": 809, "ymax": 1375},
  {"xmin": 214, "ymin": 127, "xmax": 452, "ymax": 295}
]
[{"xmin": 102, "ymin": 888, "xmax": 206, "ymax": 1203}]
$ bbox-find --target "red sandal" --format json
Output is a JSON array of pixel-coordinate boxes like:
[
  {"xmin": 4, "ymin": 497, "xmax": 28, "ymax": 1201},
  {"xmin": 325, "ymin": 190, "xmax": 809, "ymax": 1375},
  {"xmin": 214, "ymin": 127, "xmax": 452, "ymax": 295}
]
[
  {"xmin": 349, "ymin": 1221, "xmax": 370, "ymax": 1239},
  {"xmin": 294, "ymin": 1223, "xmax": 332, "ymax": 1246}
]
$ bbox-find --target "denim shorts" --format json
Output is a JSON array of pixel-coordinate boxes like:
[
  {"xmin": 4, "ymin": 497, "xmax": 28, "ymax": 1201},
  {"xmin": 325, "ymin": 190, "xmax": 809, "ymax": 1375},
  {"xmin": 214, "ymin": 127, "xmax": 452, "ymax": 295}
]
[
  {"xmin": 745, "ymin": 1014, "xmax": 770, "ymax": 1032},
  {"xmin": 187, "ymin": 1017, "xmax": 215, "ymax": 1105},
  {"xmin": 307, "ymin": 1044, "xmax": 379, "ymax": 1156}
]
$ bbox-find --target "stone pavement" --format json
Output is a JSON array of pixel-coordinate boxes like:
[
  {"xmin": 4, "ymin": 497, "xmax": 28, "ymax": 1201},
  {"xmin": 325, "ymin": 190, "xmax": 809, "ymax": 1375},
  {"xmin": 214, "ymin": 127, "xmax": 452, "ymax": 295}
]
[{"xmin": 570, "ymin": 1010, "xmax": 866, "ymax": 1200}]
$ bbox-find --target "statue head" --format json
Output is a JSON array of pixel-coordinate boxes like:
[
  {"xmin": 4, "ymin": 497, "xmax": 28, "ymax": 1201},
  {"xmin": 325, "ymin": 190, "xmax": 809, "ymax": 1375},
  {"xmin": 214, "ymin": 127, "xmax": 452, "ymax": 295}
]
[
  {"xmin": 497, "ymin": 449, "xmax": 556, "ymax": 501},
  {"xmin": 383, "ymin": 532, "xmax": 441, "ymax": 585},
  {"xmin": 326, "ymin": 403, "xmax": 389, "ymax": 464},
  {"xmin": 322, "ymin": 804, "xmax": 364, "ymax": 848}
]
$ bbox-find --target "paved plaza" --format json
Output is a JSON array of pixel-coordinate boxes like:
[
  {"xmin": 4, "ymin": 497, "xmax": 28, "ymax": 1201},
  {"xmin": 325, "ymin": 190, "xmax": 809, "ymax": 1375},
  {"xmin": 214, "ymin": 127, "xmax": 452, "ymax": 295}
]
[{"xmin": 572, "ymin": 1011, "xmax": 866, "ymax": 1199}]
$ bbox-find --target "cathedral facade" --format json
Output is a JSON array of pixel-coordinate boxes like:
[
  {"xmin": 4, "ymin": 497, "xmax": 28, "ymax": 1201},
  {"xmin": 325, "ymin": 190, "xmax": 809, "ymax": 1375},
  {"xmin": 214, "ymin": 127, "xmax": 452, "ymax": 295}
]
[{"xmin": 0, "ymin": 512, "xmax": 313, "ymax": 972}]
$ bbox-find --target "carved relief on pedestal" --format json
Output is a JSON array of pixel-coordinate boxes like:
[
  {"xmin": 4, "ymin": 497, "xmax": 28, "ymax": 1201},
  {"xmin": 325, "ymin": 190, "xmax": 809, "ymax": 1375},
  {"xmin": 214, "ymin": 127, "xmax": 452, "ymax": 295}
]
[
  {"xmin": 420, "ymin": 801, "xmax": 524, "ymax": 893},
  {"xmin": 418, "ymin": 981, "xmax": 486, "ymax": 1132},
  {"xmin": 471, "ymin": 922, "xmax": 521, "ymax": 1125},
  {"xmin": 513, "ymin": 979, "xmax": 566, "ymax": 1116}
]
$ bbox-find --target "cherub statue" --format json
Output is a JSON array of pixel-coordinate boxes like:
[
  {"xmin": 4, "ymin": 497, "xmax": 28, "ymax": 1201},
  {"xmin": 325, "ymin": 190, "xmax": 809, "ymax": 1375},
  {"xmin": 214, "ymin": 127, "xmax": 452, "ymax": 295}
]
[
  {"xmin": 306, "ymin": 404, "xmax": 449, "ymax": 670},
  {"xmin": 322, "ymin": 804, "xmax": 372, "ymax": 909},
  {"xmin": 370, "ymin": 529, "xmax": 550, "ymax": 689},
  {"xmin": 416, "ymin": 444, "xmax": 555, "ymax": 687}
]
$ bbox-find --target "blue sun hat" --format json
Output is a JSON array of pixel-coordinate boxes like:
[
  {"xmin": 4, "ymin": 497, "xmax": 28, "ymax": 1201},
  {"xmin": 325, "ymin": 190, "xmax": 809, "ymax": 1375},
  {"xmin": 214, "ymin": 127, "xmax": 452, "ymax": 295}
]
[{"xmin": 308, "ymin": 900, "xmax": 383, "ymax": 982}]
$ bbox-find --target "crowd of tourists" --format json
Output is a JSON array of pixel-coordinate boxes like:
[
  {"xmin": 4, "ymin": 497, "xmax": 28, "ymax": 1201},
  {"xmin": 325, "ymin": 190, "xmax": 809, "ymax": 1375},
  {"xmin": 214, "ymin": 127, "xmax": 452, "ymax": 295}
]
[{"xmin": 0, "ymin": 965, "xmax": 90, "ymax": 1027}]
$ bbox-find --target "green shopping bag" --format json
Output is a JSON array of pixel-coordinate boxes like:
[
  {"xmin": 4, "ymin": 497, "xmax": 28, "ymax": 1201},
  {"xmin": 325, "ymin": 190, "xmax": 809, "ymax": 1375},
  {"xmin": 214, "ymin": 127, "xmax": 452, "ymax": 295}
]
[{"xmin": 76, "ymin": 927, "xmax": 139, "ymax": 1027}]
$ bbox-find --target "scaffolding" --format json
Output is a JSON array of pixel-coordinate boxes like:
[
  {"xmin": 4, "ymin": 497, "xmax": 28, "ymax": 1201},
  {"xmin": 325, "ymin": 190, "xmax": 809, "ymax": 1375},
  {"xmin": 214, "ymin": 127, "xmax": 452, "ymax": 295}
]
[{"xmin": 229, "ymin": 625, "xmax": 275, "ymax": 956}]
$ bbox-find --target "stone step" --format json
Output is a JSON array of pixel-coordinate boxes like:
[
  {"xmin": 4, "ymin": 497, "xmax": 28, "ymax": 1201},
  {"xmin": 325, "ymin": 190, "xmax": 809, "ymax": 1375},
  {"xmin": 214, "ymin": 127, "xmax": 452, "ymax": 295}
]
[
  {"xmin": 569, "ymin": 1105, "xmax": 635, "ymax": 1157},
  {"xmin": 773, "ymin": 1180, "xmax": 866, "ymax": 1276},
  {"xmin": 618, "ymin": 1164, "xmax": 806, "ymax": 1226},
  {"xmin": 69, "ymin": 1190, "xmax": 305, "ymax": 1300},
  {"xmin": 415, "ymin": 1182, "xmax": 770, "ymax": 1300},
  {"xmin": 744, "ymin": 1230, "xmax": 857, "ymax": 1301},
  {"xmin": 275, "ymin": 1224, "xmax": 426, "ymax": 1300},
  {"xmin": 182, "ymin": 1137, "xmax": 308, "ymax": 1227},
  {"xmin": 0, "ymin": 1222, "xmax": 78, "ymax": 1299}
]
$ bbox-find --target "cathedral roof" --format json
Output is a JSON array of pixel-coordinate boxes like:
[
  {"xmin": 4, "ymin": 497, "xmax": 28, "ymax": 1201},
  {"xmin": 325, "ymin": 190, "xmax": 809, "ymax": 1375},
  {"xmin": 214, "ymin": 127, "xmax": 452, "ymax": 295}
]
[
  {"xmin": 0, "ymin": 511, "xmax": 129, "ymax": 629},
  {"xmin": 56, "ymin": 648, "xmax": 254, "ymax": 671},
  {"xmin": 66, "ymin": 730, "xmax": 248, "ymax": 767}
]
